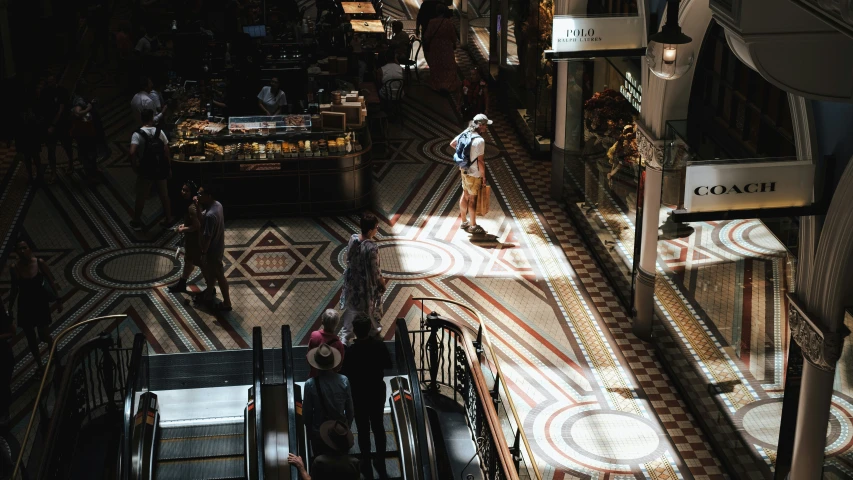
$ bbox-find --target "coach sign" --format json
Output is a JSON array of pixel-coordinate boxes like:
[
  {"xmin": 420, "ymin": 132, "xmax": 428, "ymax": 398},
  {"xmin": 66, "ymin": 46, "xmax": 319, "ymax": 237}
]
[
  {"xmin": 552, "ymin": 15, "xmax": 645, "ymax": 53},
  {"xmin": 683, "ymin": 160, "xmax": 815, "ymax": 212}
]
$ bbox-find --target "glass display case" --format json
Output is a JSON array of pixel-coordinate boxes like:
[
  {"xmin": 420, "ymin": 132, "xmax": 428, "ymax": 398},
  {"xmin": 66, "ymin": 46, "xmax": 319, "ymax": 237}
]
[
  {"xmin": 171, "ymin": 129, "xmax": 366, "ymax": 162},
  {"xmin": 228, "ymin": 114, "xmax": 312, "ymax": 134}
]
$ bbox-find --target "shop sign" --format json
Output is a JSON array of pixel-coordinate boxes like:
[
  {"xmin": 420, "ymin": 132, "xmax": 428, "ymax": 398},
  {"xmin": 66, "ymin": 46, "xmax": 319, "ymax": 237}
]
[
  {"xmin": 620, "ymin": 71, "xmax": 642, "ymax": 112},
  {"xmin": 552, "ymin": 16, "xmax": 645, "ymax": 53},
  {"xmin": 683, "ymin": 160, "xmax": 814, "ymax": 212}
]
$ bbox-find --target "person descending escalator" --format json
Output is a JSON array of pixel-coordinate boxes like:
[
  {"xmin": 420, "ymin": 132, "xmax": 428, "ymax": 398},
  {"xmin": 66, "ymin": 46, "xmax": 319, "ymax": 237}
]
[
  {"xmin": 303, "ymin": 344, "xmax": 355, "ymax": 456},
  {"xmin": 307, "ymin": 310, "xmax": 346, "ymax": 378},
  {"xmin": 287, "ymin": 420, "xmax": 362, "ymax": 480},
  {"xmin": 341, "ymin": 315, "xmax": 391, "ymax": 480}
]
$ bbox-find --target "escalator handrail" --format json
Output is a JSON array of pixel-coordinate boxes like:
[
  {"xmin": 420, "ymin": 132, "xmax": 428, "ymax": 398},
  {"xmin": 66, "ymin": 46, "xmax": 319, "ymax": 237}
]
[
  {"xmin": 395, "ymin": 319, "xmax": 437, "ymax": 480},
  {"xmin": 120, "ymin": 334, "xmax": 147, "ymax": 480},
  {"xmin": 413, "ymin": 296, "xmax": 533, "ymax": 480},
  {"xmin": 251, "ymin": 327, "xmax": 266, "ymax": 480},
  {"xmin": 12, "ymin": 314, "xmax": 128, "ymax": 480},
  {"xmin": 281, "ymin": 325, "xmax": 299, "ymax": 480}
]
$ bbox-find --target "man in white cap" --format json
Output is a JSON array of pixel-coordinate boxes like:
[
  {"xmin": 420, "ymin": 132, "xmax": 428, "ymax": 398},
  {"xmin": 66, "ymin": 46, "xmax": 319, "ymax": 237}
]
[
  {"xmin": 302, "ymin": 344, "xmax": 354, "ymax": 457},
  {"xmin": 450, "ymin": 113, "xmax": 492, "ymax": 235}
]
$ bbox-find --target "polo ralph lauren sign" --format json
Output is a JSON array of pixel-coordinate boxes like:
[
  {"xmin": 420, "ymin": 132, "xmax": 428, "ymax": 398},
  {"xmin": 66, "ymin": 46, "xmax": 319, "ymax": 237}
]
[
  {"xmin": 552, "ymin": 16, "xmax": 645, "ymax": 53},
  {"xmin": 683, "ymin": 160, "xmax": 815, "ymax": 212}
]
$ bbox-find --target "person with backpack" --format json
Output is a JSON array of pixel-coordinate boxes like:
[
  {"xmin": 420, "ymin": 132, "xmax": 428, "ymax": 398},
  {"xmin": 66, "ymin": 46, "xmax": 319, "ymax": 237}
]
[
  {"xmin": 450, "ymin": 113, "xmax": 491, "ymax": 235},
  {"xmin": 129, "ymin": 109, "xmax": 173, "ymax": 230}
]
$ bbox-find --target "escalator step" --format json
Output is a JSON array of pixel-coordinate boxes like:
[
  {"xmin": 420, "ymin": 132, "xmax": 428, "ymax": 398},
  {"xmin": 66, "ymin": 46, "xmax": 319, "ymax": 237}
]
[
  {"xmin": 159, "ymin": 423, "xmax": 244, "ymax": 440},
  {"xmin": 154, "ymin": 455, "xmax": 246, "ymax": 480},
  {"xmin": 158, "ymin": 434, "xmax": 245, "ymax": 460}
]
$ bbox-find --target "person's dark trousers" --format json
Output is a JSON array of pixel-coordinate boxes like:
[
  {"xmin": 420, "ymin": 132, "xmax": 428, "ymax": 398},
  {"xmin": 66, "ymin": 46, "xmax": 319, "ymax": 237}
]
[
  {"xmin": 0, "ymin": 340, "xmax": 12, "ymax": 420},
  {"xmin": 354, "ymin": 390, "xmax": 387, "ymax": 477},
  {"xmin": 46, "ymin": 130, "xmax": 74, "ymax": 171},
  {"xmin": 77, "ymin": 137, "xmax": 99, "ymax": 174},
  {"xmin": 21, "ymin": 152, "xmax": 42, "ymax": 182}
]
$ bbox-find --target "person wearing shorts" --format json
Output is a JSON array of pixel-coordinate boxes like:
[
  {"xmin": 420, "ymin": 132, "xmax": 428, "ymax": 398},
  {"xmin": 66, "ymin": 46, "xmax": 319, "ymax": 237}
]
[
  {"xmin": 450, "ymin": 113, "xmax": 491, "ymax": 235},
  {"xmin": 129, "ymin": 108, "xmax": 172, "ymax": 230}
]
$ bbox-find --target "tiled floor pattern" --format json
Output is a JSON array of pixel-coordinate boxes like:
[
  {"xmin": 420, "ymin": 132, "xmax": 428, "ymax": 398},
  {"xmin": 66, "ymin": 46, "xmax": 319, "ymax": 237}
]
[
  {"xmin": 567, "ymin": 146, "xmax": 853, "ymax": 474},
  {"xmin": 2, "ymin": 15, "xmax": 731, "ymax": 480}
]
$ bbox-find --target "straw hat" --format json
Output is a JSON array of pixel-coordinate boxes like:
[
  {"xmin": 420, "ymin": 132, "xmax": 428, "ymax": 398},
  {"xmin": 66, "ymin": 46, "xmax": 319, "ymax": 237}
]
[
  {"xmin": 306, "ymin": 343, "xmax": 342, "ymax": 371},
  {"xmin": 319, "ymin": 420, "xmax": 354, "ymax": 453}
]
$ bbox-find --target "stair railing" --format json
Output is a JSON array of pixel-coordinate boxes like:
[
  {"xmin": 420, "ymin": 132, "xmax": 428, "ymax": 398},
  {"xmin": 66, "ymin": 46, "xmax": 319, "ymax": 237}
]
[
  {"xmin": 12, "ymin": 314, "xmax": 129, "ymax": 480},
  {"xmin": 410, "ymin": 297, "xmax": 542, "ymax": 480}
]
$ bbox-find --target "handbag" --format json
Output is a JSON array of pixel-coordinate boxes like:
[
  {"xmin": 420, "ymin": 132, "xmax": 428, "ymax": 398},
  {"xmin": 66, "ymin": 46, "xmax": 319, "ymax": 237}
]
[
  {"xmin": 477, "ymin": 183, "xmax": 491, "ymax": 215},
  {"xmin": 41, "ymin": 275, "xmax": 58, "ymax": 303}
]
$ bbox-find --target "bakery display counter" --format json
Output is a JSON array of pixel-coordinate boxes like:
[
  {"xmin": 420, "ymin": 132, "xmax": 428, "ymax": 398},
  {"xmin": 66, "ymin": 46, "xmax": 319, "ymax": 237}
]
[{"xmin": 170, "ymin": 128, "xmax": 373, "ymax": 217}]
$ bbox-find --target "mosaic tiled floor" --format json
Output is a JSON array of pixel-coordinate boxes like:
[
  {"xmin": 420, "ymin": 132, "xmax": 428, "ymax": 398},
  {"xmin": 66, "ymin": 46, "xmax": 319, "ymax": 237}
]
[
  {"xmin": 567, "ymin": 150, "xmax": 853, "ymax": 475},
  {"xmin": 2, "ymin": 9, "xmax": 728, "ymax": 480}
]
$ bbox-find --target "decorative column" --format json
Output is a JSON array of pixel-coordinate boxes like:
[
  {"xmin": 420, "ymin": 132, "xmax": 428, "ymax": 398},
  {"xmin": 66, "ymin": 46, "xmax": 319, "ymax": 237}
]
[
  {"xmin": 549, "ymin": 0, "xmax": 582, "ymax": 200},
  {"xmin": 789, "ymin": 297, "xmax": 849, "ymax": 479},
  {"xmin": 632, "ymin": 124, "xmax": 664, "ymax": 340}
]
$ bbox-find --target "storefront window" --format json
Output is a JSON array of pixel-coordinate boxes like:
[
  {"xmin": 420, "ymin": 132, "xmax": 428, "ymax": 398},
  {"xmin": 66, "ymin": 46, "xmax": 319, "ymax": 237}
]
[{"xmin": 561, "ymin": 58, "xmax": 641, "ymax": 304}]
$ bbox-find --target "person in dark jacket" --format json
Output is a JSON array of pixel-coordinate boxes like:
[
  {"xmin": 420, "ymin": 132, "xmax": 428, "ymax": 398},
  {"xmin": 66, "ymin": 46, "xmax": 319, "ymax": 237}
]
[
  {"xmin": 415, "ymin": 0, "xmax": 442, "ymax": 38},
  {"xmin": 341, "ymin": 315, "xmax": 392, "ymax": 479}
]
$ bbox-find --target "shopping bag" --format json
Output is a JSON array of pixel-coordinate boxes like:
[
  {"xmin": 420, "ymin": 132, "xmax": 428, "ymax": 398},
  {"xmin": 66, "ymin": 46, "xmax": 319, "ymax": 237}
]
[{"xmin": 477, "ymin": 184, "xmax": 491, "ymax": 215}]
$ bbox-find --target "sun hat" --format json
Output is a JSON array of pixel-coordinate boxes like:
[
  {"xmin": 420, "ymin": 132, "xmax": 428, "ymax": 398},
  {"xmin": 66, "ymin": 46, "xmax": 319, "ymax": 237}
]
[
  {"xmin": 473, "ymin": 113, "xmax": 493, "ymax": 125},
  {"xmin": 306, "ymin": 343, "xmax": 342, "ymax": 371},
  {"xmin": 319, "ymin": 420, "xmax": 355, "ymax": 453}
]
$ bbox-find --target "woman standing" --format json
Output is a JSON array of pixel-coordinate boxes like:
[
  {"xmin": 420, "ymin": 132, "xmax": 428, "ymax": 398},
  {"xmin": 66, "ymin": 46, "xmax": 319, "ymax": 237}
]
[
  {"xmin": 7, "ymin": 239, "xmax": 62, "ymax": 367},
  {"xmin": 422, "ymin": 4, "xmax": 461, "ymax": 94},
  {"xmin": 168, "ymin": 181, "xmax": 202, "ymax": 293},
  {"xmin": 339, "ymin": 214, "xmax": 387, "ymax": 344}
]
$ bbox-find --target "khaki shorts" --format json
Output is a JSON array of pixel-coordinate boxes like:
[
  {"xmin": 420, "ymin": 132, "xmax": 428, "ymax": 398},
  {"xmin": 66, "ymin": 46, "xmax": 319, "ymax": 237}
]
[
  {"xmin": 460, "ymin": 171, "xmax": 482, "ymax": 196},
  {"xmin": 203, "ymin": 254, "xmax": 225, "ymax": 277}
]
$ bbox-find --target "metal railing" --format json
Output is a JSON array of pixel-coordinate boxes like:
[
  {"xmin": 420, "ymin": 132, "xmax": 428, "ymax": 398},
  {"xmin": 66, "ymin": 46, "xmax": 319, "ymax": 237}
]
[
  {"xmin": 410, "ymin": 297, "xmax": 542, "ymax": 480},
  {"xmin": 281, "ymin": 325, "xmax": 300, "ymax": 480},
  {"xmin": 12, "ymin": 314, "xmax": 130, "ymax": 480},
  {"xmin": 120, "ymin": 335, "xmax": 148, "ymax": 480},
  {"xmin": 251, "ymin": 327, "xmax": 266, "ymax": 480}
]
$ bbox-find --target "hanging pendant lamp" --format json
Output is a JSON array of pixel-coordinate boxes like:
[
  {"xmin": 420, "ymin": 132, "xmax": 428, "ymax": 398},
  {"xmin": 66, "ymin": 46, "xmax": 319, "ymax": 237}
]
[{"xmin": 647, "ymin": 0, "xmax": 694, "ymax": 80}]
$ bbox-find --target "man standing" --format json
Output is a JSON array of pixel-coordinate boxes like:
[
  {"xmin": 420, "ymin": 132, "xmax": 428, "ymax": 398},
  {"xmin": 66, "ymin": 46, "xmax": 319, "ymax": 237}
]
[
  {"xmin": 129, "ymin": 109, "xmax": 173, "ymax": 230},
  {"xmin": 450, "ymin": 113, "xmax": 491, "ymax": 235},
  {"xmin": 197, "ymin": 185, "xmax": 232, "ymax": 312},
  {"xmin": 257, "ymin": 77, "xmax": 288, "ymax": 115},
  {"xmin": 342, "ymin": 315, "xmax": 392, "ymax": 479},
  {"xmin": 38, "ymin": 74, "xmax": 74, "ymax": 184},
  {"xmin": 131, "ymin": 77, "xmax": 167, "ymax": 126}
]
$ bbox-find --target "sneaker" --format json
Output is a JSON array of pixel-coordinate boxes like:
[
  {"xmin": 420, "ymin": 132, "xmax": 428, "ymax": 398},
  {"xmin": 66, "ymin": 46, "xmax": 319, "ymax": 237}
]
[
  {"xmin": 129, "ymin": 220, "xmax": 143, "ymax": 231},
  {"xmin": 461, "ymin": 221, "xmax": 470, "ymax": 231},
  {"xmin": 468, "ymin": 224, "xmax": 486, "ymax": 235}
]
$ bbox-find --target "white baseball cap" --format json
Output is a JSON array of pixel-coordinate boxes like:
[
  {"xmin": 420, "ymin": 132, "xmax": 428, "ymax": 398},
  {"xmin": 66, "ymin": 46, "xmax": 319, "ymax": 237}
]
[{"xmin": 473, "ymin": 113, "xmax": 493, "ymax": 125}]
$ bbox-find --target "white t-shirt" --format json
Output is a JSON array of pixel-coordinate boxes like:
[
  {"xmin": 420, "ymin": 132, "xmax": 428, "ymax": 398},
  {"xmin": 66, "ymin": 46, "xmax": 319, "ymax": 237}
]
[
  {"xmin": 452, "ymin": 131, "xmax": 485, "ymax": 178},
  {"xmin": 131, "ymin": 92, "xmax": 163, "ymax": 125},
  {"xmin": 131, "ymin": 126, "xmax": 169, "ymax": 147},
  {"xmin": 257, "ymin": 86, "xmax": 287, "ymax": 114},
  {"xmin": 135, "ymin": 36, "xmax": 151, "ymax": 53},
  {"xmin": 379, "ymin": 64, "xmax": 405, "ymax": 99}
]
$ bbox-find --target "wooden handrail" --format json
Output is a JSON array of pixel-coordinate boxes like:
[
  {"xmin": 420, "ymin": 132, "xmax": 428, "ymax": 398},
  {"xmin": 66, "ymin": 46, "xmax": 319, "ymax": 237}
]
[
  {"xmin": 413, "ymin": 297, "xmax": 542, "ymax": 480},
  {"xmin": 12, "ymin": 314, "xmax": 128, "ymax": 480}
]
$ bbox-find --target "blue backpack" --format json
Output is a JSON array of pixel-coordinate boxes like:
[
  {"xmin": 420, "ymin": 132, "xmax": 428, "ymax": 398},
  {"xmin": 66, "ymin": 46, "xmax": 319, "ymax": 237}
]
[{"xmin": 454, "ymin": 130, "xmax": 480, "ymax": 169}]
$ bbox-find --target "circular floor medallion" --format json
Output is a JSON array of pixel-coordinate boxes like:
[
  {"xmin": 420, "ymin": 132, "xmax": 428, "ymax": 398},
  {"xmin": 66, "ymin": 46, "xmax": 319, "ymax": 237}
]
[
  {"xmin": 735, "ymin": 398, "xmax": 846, "ymax": 451},
  {"xmin": 564, "ymin": 411, "xmax": 664, "ymax": 464},
  {"xmin": 377, "ymin": 241, "xmax": 452, "ymax": 280},
  {"xmin": 88, "ymin": 247, "xmax": 182, "ymax": 289}
]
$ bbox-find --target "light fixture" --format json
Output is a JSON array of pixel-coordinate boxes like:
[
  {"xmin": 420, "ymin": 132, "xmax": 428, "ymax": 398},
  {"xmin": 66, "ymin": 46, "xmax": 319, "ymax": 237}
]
[{"xmin": 647, "ymin": 0, "xmax": 694, "ymax": 80}]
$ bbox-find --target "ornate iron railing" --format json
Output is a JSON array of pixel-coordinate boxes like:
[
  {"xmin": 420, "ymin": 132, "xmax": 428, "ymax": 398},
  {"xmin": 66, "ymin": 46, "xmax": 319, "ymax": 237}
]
[
  {"xmin": 12, "ymin": 315, "xmax": 130, "ymax": 480},
  {"xmin": 409, "ymin": 297, "xmax": 542, "ymax": 480}
]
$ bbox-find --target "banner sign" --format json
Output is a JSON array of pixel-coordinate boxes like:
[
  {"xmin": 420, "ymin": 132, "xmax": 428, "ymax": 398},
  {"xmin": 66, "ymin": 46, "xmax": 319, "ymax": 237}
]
[
  {"xmin": 683, "ymin": 160, "xmax": 815, "ymax": 212},
  {"xmin": 551, "ymin": 16, "xmax": 645, "ymax": 53}
]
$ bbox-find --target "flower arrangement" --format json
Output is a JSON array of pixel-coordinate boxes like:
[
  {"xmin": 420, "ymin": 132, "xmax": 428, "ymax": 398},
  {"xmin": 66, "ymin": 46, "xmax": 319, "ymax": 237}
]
[
  {"xmin": 607, "ymin": 123, "xmax": 640, "ymax": 179},
  {"xmin": 583, "ymin": 89, "xmax": 635, "ymax": 140}
]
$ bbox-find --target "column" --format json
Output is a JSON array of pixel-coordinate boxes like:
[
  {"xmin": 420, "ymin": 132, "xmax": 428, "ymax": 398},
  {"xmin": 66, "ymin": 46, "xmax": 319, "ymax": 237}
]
[
  {"xmin": 633, "ymin": 125, "xmax": 663, "ymax": 340},
  {"xmin": 788, "ymin": 299, "xmax": 848, "ymax": 479},
  {"xmin": 551, "ymin": 61, "xmax": 568, "ymax": 199}
]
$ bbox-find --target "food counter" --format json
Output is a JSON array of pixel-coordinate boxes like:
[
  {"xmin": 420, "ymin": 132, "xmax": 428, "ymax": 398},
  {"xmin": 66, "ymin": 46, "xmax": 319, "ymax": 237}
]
[{"xmin": 169, "ymin": 115, "xmax": 372, "ymax": 216}]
